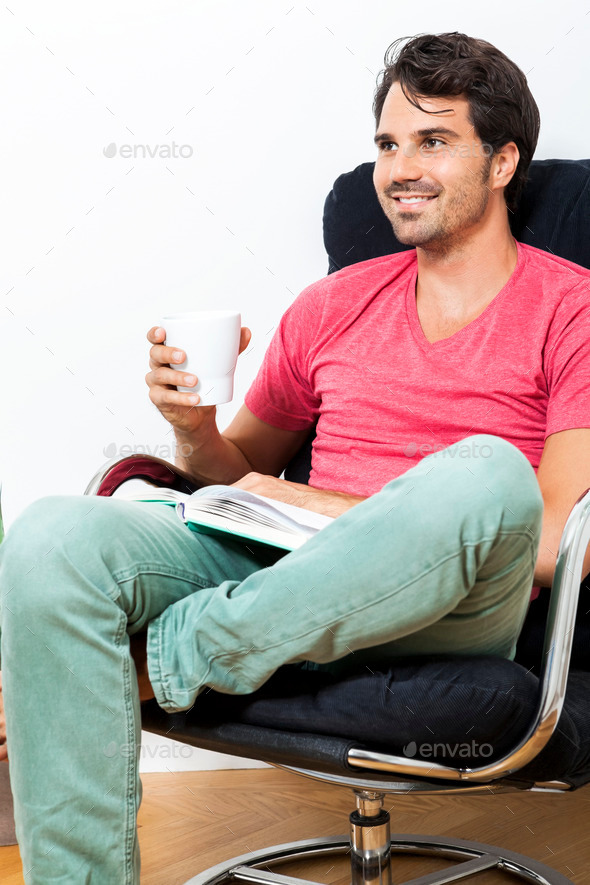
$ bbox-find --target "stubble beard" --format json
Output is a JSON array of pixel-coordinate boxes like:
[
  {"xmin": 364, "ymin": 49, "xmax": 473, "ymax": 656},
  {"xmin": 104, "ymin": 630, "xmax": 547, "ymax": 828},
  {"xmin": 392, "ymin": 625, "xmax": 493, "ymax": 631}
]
[{"xmin": 379, "ymin": 159, "xmax": 493, "ymax": 258}]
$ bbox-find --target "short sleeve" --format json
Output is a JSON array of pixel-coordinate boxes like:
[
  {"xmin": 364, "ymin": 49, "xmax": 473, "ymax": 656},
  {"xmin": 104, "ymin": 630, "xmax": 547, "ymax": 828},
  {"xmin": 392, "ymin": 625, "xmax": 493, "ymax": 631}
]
[
  {"xmin": 244, "ymin": 288, "xmax": 322, "ymax": 431},
  {"xmin": 544, "ymin": 280, "xmax": 590, "ymax": 438}
]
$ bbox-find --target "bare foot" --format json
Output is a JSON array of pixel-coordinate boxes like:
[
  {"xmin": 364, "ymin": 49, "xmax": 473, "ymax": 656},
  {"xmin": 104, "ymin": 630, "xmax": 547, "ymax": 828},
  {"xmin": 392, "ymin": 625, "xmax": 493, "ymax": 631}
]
[
  {"xmin": 0, "ymin": 671, "xmax": 7, "ymax": 762},
  {"xmin": 129, "ymin": 634, "xmax": 155, "ymax": 703}
]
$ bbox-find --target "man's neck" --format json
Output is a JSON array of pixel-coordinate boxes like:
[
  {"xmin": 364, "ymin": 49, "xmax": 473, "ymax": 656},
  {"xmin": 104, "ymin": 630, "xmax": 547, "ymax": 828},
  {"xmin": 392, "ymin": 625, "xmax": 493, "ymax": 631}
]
[{"xmin": 415, "ymin": 228, "xmax": 518, "ymax": 318}]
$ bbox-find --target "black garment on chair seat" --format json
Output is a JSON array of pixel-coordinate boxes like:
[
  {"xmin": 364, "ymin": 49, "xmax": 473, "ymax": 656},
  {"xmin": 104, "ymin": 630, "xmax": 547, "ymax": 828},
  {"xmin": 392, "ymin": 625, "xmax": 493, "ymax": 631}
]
[
  {"xmin": 194, "ymin": 656, "xmax": 537, "ymax": 762},
  {"xmin": 144, "ymin": 653, "xmax": 590, "ymax": 788}
]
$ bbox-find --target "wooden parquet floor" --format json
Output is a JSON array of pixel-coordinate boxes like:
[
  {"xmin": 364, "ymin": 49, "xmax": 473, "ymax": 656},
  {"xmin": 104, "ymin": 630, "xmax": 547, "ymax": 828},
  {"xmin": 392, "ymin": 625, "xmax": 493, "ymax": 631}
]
[{"xmin": 1, "ymin": 767, "xmax": 589, "ymax": 884}]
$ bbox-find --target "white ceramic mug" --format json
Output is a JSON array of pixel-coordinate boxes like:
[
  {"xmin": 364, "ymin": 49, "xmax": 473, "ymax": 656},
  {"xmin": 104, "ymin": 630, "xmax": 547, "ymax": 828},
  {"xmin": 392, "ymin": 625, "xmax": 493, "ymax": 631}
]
[{"xmin": 160, "ymin": 310, "xmax": 241, "ymax": 406}]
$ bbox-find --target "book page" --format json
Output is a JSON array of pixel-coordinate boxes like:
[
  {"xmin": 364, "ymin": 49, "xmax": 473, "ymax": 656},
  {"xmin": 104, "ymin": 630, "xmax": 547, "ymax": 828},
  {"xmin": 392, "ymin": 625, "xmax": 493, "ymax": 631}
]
[
  {"xmin": 190, "ymin": 485, "xmax": 333, "ymax": 532},
  {"xmin": 112, "ymin": 479, "xmax": 189, "ymax": 503}
]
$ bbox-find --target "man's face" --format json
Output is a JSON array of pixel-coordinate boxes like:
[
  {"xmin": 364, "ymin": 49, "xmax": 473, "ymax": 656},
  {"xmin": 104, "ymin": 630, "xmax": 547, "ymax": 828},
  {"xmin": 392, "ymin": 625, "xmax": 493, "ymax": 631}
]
[{"xmin": 373, "ymin": 83, "xmax": 495, "ymax": 253}]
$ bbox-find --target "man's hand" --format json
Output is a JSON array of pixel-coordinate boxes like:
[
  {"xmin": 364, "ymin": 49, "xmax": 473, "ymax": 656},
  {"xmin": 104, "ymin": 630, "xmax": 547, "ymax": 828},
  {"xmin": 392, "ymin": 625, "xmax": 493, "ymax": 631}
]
[
  {"xmin": 129, "ymin": 633, "xmax": 156, "ymax": 703},
  {"xmin": 145, "ymin": 325, "xmax": 252, "ymax": 436},
  {"xmin": 231, "ymin": 472, "xmax": 366, "ymax": 519},
  {"xmin": 0, "ymin": 672, "xmax": 7, "ymax": 762}
]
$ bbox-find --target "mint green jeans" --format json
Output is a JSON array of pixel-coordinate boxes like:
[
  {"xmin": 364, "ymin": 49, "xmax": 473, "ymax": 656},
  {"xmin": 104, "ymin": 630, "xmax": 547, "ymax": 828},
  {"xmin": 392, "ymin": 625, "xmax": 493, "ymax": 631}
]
[{"xmin": 0, "ymin": 435, "xmax": 543, "ymax": 883}]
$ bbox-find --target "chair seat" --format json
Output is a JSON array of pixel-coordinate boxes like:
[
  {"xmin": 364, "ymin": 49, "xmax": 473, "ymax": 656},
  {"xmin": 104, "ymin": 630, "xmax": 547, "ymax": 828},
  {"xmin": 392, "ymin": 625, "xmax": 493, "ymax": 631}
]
[
  {"xmin": 142, "ymin": 581, "xmax": 590, "ymax": 789},
  {"xmin": 141, "ymin": 654, "xmax": 590, "ymax": 788}
]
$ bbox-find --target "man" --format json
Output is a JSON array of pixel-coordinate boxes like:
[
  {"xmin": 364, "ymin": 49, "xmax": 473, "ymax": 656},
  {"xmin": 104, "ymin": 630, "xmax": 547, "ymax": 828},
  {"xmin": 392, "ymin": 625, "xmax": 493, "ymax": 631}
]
[{"xmin": 1, "ymin": 31, "xmax": 590, "ymax": 885}]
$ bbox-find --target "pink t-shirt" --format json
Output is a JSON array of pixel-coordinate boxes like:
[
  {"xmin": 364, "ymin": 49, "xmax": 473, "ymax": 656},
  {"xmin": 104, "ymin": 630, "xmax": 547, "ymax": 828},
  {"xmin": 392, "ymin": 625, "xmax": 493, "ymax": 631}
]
[
  {"xmin": 246, "ymin": 241, "xmax": 590, "ymax": 494},
  {"xmin": 245, "ymin": 242, "xmax": 590, "ymax": 596}
]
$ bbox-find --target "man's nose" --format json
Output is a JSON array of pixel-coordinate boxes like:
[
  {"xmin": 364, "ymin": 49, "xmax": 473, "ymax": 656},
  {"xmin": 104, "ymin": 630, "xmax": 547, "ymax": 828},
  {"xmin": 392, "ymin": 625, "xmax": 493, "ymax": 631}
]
[{"xmin": 388, "ymin": 144, "xmax": 423, "ymax": 181}]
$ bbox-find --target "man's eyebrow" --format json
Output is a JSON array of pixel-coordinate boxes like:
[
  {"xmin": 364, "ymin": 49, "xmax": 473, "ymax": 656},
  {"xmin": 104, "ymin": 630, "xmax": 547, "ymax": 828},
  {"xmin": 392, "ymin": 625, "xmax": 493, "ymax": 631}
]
[{"xmin": 374, "ymin": 126, "xmax": 461, "ymax": 144}]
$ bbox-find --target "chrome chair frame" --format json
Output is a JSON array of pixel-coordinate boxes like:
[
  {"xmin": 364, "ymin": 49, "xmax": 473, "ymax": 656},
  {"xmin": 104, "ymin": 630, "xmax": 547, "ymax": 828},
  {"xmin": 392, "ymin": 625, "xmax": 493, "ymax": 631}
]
[{"xmin": 85, "ymin": 454, "xmax": 590, "ymax": 885}]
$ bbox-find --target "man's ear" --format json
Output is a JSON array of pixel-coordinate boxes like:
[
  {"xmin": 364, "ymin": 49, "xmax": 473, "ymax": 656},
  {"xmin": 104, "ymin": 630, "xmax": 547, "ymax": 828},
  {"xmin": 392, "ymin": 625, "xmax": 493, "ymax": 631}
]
[{"xmin": 491, "ymin": 141, "xmax": 520, "ymax": 192}]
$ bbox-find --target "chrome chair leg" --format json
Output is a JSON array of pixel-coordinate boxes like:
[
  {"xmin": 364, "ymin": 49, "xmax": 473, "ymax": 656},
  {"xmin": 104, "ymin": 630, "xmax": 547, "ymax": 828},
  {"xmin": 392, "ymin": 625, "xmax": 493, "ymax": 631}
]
[{"xmin": 350, "ymin": 791, "xmax": 392, "ymax": 885}]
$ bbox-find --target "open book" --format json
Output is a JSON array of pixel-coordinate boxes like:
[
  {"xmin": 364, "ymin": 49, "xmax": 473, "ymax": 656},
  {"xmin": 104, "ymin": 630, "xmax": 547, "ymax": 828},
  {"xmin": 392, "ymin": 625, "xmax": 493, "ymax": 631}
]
[{"xmin": 114, "ymin": 479, "xmax": 334, "ymax": 551}]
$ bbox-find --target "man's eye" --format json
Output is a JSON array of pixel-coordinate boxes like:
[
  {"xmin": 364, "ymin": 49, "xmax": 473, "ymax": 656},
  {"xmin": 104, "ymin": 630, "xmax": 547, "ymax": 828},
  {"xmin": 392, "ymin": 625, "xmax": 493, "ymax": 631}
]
[
  {"xmin": 423, "ymin": 138, "xmax": 444, "ymax": 150},
  {"xmin": 378, "ymin": 141, "xmax": 397, "ymax": 152}
]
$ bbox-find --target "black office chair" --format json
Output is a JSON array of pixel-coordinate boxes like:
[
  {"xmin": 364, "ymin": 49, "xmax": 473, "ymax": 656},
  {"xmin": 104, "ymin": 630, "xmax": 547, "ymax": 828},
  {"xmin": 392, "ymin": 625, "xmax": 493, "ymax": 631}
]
[{"xmin": 86, "ymin": 158, "xmax": 590, "ymax": 885}]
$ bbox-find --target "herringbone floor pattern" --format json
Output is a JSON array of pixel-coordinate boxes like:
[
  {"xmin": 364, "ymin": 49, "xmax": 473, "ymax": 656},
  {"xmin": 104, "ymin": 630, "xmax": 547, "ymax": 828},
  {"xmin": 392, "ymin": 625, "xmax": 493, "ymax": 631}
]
[{"xmin": 1, "ymin": 768, "xmax": 589, "ymax": 884}]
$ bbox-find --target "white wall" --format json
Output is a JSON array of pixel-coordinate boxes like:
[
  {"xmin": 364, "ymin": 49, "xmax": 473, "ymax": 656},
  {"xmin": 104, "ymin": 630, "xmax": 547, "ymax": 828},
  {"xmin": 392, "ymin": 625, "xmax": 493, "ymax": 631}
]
[{"xmin": 1, "ymin": 0, "xmax": 588, "ymax": 770}]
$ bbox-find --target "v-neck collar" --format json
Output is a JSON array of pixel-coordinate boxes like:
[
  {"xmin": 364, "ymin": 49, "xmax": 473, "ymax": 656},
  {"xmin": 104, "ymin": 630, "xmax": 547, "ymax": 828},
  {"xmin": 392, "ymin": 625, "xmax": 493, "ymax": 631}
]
[{"xmin": 406, "ymin": 241, "xmax": 525, "ymax": 350}]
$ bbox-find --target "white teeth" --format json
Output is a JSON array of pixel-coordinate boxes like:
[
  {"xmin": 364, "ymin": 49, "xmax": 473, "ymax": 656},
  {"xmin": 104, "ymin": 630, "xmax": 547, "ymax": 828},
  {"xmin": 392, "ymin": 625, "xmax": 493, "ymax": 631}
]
[{"xmin": 398, "ymin": 196, "xmax": 433, "ymax": 203}]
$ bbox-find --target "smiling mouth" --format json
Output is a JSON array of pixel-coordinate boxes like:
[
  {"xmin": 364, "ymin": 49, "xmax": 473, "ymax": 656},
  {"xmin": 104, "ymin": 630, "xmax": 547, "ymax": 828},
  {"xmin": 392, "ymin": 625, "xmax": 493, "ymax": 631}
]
[{"xmin": 393, "ymin": 195, "xmax": 438, "ymax": 204}]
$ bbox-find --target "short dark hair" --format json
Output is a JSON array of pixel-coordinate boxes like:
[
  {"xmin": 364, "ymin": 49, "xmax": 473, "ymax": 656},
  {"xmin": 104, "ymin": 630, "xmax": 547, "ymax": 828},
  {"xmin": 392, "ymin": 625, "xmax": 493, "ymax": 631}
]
[{"xmin": 373, "ymin": 33, "xmax": 540, "ymax": 212}]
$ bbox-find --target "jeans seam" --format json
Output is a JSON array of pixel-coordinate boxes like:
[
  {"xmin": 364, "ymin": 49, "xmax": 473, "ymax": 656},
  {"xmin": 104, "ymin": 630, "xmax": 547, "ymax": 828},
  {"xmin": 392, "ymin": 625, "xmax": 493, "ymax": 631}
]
[
  {"xmin": 148, "ymin": 615, "xmax": 171, "ymax": 709},
  {"xmin": 112, "ymin": 561, "xmax": 212, "ymax": 589},
  {"xmin": 113, "ymin": 611, "xmax": 137, "ymax": 885}
]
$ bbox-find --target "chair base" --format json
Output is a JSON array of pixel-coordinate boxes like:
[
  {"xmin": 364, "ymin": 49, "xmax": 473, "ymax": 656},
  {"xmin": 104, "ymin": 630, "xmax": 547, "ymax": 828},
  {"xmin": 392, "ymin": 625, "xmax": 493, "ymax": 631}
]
[{"xmin": 182, "ymin": 834, "xmax": 573, "ymax": 885}]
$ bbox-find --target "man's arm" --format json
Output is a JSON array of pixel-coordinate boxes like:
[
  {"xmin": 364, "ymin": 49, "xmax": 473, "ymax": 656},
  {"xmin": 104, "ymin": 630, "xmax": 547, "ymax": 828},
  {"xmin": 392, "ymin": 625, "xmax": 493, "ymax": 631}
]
[
  {"xmin": 147, "ymin": 326, "xmax": 314, "ymax": 485},
  {"xmin": 221, "ymin": 408, "xmax": 366, "ymax": 517},
  {"xmin": 174, "ymin": 405, "xmax": 314, "ymax": 485},
  {"xmin": 147, "ymin": 326, "xmax": 361, "ymax": 515},
  {"xmin": 534, "ymin": 428, "xmax": 590, "ymax": 587},
  {"xmin": 230, "ymin": 471, "xmax": 366, "ymax": 518},
  {"xmin": 0, "ymin": 672, "xmax": 7, "ymax": 761}
]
